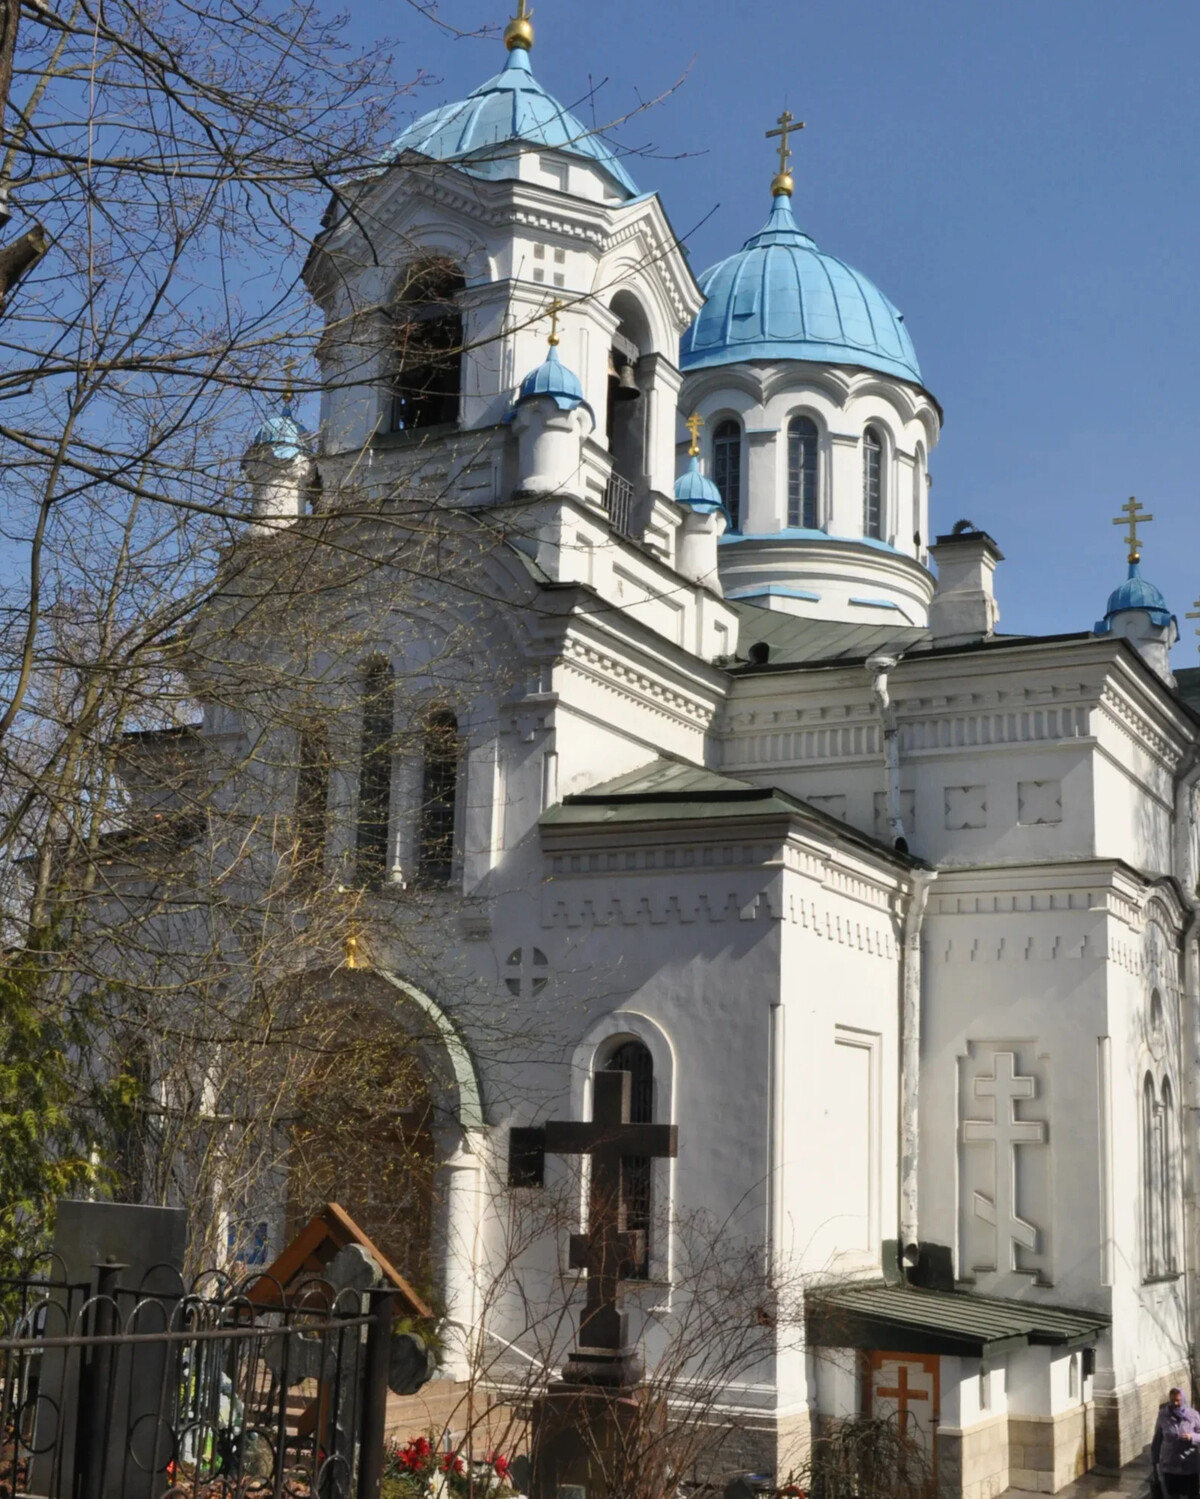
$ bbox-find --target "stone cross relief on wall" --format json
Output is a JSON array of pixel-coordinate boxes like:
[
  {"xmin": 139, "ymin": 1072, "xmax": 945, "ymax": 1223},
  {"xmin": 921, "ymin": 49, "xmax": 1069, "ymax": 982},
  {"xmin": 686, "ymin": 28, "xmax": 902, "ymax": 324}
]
[{"xmin": 959, "ymin": 1042, "xmax": 1051, "ymax": 1285}]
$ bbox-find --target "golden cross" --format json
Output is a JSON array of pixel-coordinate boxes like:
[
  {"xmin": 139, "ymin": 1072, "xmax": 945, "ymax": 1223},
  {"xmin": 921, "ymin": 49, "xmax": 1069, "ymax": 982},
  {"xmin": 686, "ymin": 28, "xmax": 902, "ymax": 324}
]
[
  {"xmin": 685, "ymin": 410, "xmax": 703, "ymax": 457},
  {"xmin": 766, "ymin": 109, "xmax": 805, "ymax": 178},
  {"xmin": 515, "ymin": 0, "xmax": 532, "ymax": 18},
  {"xmin": 1112, "ymin": 495, "xmax": 1154, "ymax": 563},
  {"xmin": 545, "ymin": 297, "xmax": 564, "ymax": 346},
  {"xmin": 1185, "ymin": 597, "xmax": 1200, "ymax": 639},
  {"xmin": 282, "ymin": 356, "xmax": 297, "ymax": 407}
]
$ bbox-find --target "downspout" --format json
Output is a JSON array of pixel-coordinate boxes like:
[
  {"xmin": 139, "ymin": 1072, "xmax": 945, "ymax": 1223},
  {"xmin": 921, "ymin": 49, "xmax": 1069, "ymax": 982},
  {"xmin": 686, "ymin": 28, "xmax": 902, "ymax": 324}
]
[
  {"xmin": 900, "ymin": 869, "xmax": 937, "ymax": 1269},
  {"xmin": 866, "ymin": 654, "xmax": 936, "ymax": 1270},
  {"xmin": 1172, "ymin": 750, "xmax": 1200, "ymax": 1369},
  {"xmin": 867, "ymin": 655, "xmax": 908, "ymax": 853}
]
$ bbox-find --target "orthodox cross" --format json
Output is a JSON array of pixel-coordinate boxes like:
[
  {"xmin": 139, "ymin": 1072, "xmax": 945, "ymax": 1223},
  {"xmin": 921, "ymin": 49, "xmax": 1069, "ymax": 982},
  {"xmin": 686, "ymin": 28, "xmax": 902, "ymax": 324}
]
[
  {"xmin": 1113, "ymin": 495, "xmax": 1153, "ymax": 563},
  {"xmin": 961, "ymin": 1052, "xmax": 1046, "ymax": 1270},
  {"xmin": 874, "ymin": 1362, "xmax": 930, "ymax": 1439},
  {"xmin": 766, "ymin": 109, "xmax": 804, "ymax": 178},
  {"xmin": 685, "ymin": 410, "xmax": 704, "ymax": 457},
  {"xmin": 543, "ymin": 1069, "xmax": 678, "ymax": 1350},
  {"xmin": 544, "ymin": 297, "xmax": 564, "ymax": 347},
  {"xmin": 1187, "ymin": 597, "xmax": 1200, "ymax": 654},
  {"xmin": 282, "ymin": 355, "xmax": 297, "ymax": 410}
]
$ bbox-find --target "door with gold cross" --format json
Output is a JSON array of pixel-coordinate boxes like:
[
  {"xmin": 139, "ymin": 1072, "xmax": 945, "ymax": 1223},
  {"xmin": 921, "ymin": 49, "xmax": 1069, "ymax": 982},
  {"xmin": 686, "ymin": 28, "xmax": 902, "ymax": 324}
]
[{"xmin": 865, "ymin": 1351, "xmax": 939, "ymax": 1486}]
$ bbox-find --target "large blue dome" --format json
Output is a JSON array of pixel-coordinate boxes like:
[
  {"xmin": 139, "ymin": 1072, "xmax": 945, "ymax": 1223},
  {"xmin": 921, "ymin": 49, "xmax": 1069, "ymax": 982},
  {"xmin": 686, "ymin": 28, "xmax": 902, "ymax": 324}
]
[
  {"xmin": 680, "ymin": 196, "xmax": 921, "ymax": 384},
  {"xmin": 384, "ymin": 47, "xmax": 638, "ymax": 199}
]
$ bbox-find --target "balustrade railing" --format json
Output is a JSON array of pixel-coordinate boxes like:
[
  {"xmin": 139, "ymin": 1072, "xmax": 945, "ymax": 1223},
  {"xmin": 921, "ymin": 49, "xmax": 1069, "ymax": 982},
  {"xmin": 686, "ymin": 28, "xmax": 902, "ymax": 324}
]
[{"xmin": 604, "ymin": 471, "xmax": 637, "ymax": 539}]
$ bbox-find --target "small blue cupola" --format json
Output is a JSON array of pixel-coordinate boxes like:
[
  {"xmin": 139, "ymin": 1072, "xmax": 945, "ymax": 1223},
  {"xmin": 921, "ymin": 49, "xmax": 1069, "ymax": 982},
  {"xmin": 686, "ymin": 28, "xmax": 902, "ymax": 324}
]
[
  {"xmin": 1094, "ymin": 560, "xmax": 1174, "ymax": 635},
  {"xmin": 246, "ymin": 403, "xmax": 307, "ymax": 462},
  {"xmin": 674, "ymin": 455, "xmax": 724, "ymax": 515},
  {"xmin": 513, "ymin": 343, "xmax": 589, "ymax": 414}
]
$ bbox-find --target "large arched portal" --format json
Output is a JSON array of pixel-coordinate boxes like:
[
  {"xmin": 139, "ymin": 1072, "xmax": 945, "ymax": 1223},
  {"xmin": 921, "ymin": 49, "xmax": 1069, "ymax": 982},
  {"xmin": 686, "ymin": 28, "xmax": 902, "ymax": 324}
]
[{"xmin": 280, "ymin": 968, "xmax": 484, "ymax": 1308}]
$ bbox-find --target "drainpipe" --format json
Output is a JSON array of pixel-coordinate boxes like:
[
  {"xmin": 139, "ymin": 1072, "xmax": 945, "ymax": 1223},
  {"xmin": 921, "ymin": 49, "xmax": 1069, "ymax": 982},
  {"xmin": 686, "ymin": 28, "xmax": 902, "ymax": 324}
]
[
  {"xmin": 900, "ymin": 869, "xmax": 937, "ymax": 1269},
  {"xmin": 1172, "ymin": 751, "xmax": 1200, "ymax": 1365},
  {"xmin": 867, "ymin": 655, "xmax": 908, "ymax": 853}
]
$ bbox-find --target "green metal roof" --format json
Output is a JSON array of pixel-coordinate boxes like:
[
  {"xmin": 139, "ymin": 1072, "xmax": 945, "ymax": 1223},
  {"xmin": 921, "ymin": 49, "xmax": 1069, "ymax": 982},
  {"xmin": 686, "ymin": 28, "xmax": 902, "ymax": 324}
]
[{"xmin": 807, "ymin": 1283, "xmax": 1109, "ymax": 1358}]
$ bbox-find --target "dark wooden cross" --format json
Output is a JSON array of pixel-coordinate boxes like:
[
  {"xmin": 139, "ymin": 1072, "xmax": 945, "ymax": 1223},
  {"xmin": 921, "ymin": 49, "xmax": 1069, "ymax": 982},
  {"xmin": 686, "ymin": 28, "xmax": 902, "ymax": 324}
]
[
  {"xmin": 543, "ymin": 1069, "xmax": 678, "ymax": 1351},
  {"xmin": 875, "ymin": 1362, "xmax": 929, "ymax": 1439}
]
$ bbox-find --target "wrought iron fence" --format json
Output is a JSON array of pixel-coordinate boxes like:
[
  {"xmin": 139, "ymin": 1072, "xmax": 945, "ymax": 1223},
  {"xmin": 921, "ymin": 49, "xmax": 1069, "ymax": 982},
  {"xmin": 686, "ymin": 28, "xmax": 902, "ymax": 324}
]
[
  {"xmin": 0, "ymin": 1264, "xmax": 394, "ymax": 1499},
  {"xmin": 604, "ymin": 472, "xmax": 637, "ymax": 539}
]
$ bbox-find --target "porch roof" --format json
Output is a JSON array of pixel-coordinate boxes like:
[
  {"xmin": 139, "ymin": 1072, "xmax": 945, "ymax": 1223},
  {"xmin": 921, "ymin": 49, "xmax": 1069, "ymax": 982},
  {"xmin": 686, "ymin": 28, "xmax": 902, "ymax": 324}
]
[{"xmin": 807, "ymin": 1282, "xmax": 1110, "ymax": 1358}]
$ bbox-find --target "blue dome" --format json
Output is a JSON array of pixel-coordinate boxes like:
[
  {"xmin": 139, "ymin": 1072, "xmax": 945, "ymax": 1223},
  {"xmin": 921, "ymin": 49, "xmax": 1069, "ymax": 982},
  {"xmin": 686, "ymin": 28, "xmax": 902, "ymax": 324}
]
[
  {"xmin": 674, "ymin": 455, "xmax": 724, "ymax": 513},
  {"xmin": 247, "ymin": 406, "xmax": 305, "ymax": 461},
  {"xmin": 515, "ymin": 344, "xmax": 586, "ymax": 411},
  {"xmin": 384, "ymin": 48, "xmax": 638, "ymax": 199},
  {"xmin": 1095, "ymin": 561, "xmax": 1173, "ymax": 632},
  {"xmin": 680, "ymin": 195, "xmax": 921, "ymax": 384}
]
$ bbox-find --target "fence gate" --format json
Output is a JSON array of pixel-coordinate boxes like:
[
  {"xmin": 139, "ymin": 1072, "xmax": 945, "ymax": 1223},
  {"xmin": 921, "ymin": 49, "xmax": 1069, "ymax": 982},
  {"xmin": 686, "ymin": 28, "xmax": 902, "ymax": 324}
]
[{"xmin": 0, "ymin": 1265, "xmax": 394, "ymax": 1499}]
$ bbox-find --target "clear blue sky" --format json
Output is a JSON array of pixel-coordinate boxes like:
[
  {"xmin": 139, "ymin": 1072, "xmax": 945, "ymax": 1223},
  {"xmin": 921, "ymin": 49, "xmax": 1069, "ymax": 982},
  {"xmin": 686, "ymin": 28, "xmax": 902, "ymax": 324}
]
[{"xmin": 357, "ymin": 1, "xmax": 1200, "ymax": 646}]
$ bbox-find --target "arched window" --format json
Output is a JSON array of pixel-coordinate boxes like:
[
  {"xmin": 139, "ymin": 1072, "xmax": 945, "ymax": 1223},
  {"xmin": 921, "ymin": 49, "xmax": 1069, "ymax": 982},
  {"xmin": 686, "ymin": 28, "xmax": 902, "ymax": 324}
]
[
  {"xmin": 295, "ymin": 722, "xmax": 331, "ymax": 882},
  {"xmin": 356, "ymin": 660, "xmax": 394, "ymax": 883},
  {"xmin": 712, "ymin": 419, "xmax": 742, "ymax": 532},
  {"xmin": 389, "ymin": 258, "xmax": 465, "ymax": 432},
  {"xmin": 604, "ymin": 1039, "xmax": 654, "ymax": 1278},
  {"xmin": 787, "ymin": 415, "xmax": 819, "ymax": 529},
  {"xmin": 1143, "ymin": 1073, "xmax": 1161, "ymax": 1276},
  {"xmin": 863, "ymin": 426, "xmax": 883, "ymax": 539},
  {"xmin": 1161, "ymin": 1077, "xmax": 1176, "ymax": 1273},
  {"xmin": 913, "ymin": 443, "xmax": 926, "ymax": 547},
  {"xmin": 417, "ymin": 708, "xmax": 460, "ymax": 886}
]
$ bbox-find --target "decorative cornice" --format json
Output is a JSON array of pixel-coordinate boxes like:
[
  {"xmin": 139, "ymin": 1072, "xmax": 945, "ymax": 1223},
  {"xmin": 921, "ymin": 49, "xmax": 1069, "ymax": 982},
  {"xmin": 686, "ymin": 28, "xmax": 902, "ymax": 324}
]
[{"xmin": 558, "ymin": 636, "xmax": 714, "ymax": 730}]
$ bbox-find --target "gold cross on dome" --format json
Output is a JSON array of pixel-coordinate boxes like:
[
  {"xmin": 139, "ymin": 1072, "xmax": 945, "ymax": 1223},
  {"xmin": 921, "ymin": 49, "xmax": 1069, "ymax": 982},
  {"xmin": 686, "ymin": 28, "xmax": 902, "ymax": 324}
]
[
  {"xmin": 685, "ymin": 410, "xmax": 703, "ymax": 456},
  {"xmin": 282, "ymin": 356, "xmax": 297, "ymax": 407},
  {"xmin": 766, "ymin": 109, "xmax": 805, "ymax": 178},
  {"xmin": 1185, "ymin": 597, "xmax": 1200, "ymax": 641},
  {"xmin": 1113, "ymin": 495, "xmax": 1154, "ymax": 563},
  {"xmin": 515, "ymin": 0, "xmax": 531, "ymax": 16},
  {"xmin": 544, "ymin": 297, "xmax": 564, "ymax": 347}
]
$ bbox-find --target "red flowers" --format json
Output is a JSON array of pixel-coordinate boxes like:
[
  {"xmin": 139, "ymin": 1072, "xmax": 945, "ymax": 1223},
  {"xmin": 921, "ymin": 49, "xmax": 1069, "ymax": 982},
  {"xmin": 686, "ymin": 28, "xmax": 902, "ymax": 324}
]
[{"xmin": 384, "ymin": 1436, "xmax": 515, "ymax": 1495}]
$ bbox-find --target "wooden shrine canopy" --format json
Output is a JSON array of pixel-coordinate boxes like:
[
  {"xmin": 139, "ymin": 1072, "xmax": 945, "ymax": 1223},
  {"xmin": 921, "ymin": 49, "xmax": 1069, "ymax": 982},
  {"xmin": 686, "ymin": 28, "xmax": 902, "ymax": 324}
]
[{"xmin": 245, "ymin": 1202, "xmax": 433, "ymax": 1319}]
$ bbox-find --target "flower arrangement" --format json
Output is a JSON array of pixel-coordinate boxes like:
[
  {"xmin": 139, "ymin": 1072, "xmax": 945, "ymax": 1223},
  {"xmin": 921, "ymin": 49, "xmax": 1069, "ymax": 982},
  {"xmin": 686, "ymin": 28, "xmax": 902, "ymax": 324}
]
[{"xmin": 382, "ymin": 1437, "xmax": 522, "ymax": 1499}]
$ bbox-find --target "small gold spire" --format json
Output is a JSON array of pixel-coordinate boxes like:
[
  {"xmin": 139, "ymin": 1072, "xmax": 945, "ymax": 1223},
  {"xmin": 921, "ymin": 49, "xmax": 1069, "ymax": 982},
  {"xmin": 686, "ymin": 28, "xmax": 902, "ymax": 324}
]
[
  {"xmin": 504, "ymin": 0, "xmax": 534, "ymax": 51},
  {"xmin": 1185, "ymin": 597, "xmax": 1200, "ymax": 647},
  {"xmin": 685, "ymin": 410, "xmax": 704, "ymax": 457},
  {"xmin": 1113, "ymin": 495, "xmax": 1154, "ymax": 564},
  {"xmin": 282, "ymin": 356, "xmax": 297, "ymax": 407},
  {"xmin": 766, "ymin": 108, "xmax": 804, "ymax": 197},
  {"xmin": 545, "ymin": 296, "xmax": 564, "ymax": 347}
]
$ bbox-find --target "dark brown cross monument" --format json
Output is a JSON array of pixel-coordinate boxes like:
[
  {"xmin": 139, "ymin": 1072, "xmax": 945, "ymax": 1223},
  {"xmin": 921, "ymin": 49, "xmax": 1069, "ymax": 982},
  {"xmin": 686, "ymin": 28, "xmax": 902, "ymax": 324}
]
[{"xmin": 531, "ymin": 1068, "xmax": 679, "ymax": 1497}]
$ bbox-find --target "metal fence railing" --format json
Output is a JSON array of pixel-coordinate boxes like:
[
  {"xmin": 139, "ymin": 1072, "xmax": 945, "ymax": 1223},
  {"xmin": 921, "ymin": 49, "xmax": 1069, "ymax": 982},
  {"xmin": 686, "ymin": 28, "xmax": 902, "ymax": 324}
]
[
  {"xmin": 604, "ymin": 472, "xmax": 637, "ymax": 539},
  {"xmin": 0, "ymin": 1265, "xmax": 394, "ymax": 1499}
]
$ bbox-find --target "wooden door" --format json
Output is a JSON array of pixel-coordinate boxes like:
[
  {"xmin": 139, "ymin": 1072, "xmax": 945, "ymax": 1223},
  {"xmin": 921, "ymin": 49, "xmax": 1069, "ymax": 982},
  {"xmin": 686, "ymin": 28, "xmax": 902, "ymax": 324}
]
[{"xmin": 865, "ymin": 1351, "xmax": 939, "ymax": 1488}]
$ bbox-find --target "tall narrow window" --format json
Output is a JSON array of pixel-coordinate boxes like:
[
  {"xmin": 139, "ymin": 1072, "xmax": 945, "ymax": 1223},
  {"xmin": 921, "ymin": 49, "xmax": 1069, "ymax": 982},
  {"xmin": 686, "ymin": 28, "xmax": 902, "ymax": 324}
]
[
  {"xmin": 1143, "ymin": 1073, "xmax": 1160, "ymax": 1276},
  {"xmin": 356, "ymin": 660, "xmax": 394, "ymax": 883},
  {"xmin": 418, "ymin": 709, "xmax": 459, "ymax": 886},
  {"xmin": 712, "ymin": 419, "xmax": 742, "ymax": 532},
  {"xmin": 863, "ymin": 426, "xmax": 883, "ymax": 539},
  {"xmin": 604, "ymin": 1039, "xmax": 654, "ymax": 1279},
  {"xmin": 295, "ymin": 723, "xmax": 331, "ymax": 881},
  {"xmin": 390, "ymin": 258, "xmax": 465, "ymax": 432},
  {"xmin": 787, "ymin": 415, "xmax": 819, "ymax": 529},
  {"xmin": 1161, "ymin": 1077, "xmax": 1176, "ymax": 1272}
]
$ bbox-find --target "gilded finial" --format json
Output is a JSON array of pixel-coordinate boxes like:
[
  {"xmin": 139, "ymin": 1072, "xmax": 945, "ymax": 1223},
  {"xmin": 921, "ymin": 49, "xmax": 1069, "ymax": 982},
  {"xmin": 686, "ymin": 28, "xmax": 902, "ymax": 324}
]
[
  {"xmin": 504, "ymin": 0, "xmax": 534, "ymax": 51},
  {"xmin": 766, "ymin": 108, "xmax": 804, "ymax": 197},
  {"xmin": 545, "ymin": 297, "xmax": 564, "ymax": 347},
  {"xmin": 685, "ymin": 411, "xmax": 704, "ymax": 458},
  {"xmin": 1113, "ymin": 495, "xmax": 1154, "ymax": 565},
  {"xmin": 344, "ymin": 926, "xmax": 362, "ymax": 969},
  {"xmin": 282, "ymin": 356, "xmax": 297, "ymax": 409}
]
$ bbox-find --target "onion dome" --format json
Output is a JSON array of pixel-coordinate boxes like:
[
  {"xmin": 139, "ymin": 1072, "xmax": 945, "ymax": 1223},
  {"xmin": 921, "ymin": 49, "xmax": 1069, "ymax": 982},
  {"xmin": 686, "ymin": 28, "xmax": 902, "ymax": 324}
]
[
  {"xmin": 680, "ymin": 194, "xmax": 920, "ymax": 384},
  {"xmin": 245, "ymin": 404, "xmax": 306, "ymax": 462},
  {"xmin": 1094, "ymin": 561, "xmax": 1173, "ymax": 633},
  {"xmin": 383, "ymin": 45, "xmax": 638, "ymax": 200},
  {"xmin": 674, "ymin": 456, "xmax": 724, "ymax": 513},
  {"xmin": 514, "ymin": 343, "xmax": 587, "ymax": 412}
]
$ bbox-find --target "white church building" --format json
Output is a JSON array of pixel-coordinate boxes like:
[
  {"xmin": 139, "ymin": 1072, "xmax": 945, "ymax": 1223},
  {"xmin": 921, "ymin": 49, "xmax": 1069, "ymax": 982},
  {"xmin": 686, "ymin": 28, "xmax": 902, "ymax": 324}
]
[{"xmin": 117, "ymin": 8, "xmax": 1200, "ymax": 1494}]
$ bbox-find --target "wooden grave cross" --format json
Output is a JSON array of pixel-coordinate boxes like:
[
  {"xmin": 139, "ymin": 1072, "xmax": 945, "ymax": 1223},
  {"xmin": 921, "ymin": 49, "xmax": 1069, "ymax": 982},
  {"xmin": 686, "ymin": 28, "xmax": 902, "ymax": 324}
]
[{"xmin": 543, "ymin": 1069, "xmax": 678, "ymax": 1351}]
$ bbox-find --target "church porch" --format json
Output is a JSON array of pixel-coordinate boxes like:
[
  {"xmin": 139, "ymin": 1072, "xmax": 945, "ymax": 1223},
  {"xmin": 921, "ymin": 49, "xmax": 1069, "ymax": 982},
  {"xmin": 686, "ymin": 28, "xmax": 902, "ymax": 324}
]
[{"xmin": 807, "ymin": 1283, "xmax": 1110, "ymax": 1499}]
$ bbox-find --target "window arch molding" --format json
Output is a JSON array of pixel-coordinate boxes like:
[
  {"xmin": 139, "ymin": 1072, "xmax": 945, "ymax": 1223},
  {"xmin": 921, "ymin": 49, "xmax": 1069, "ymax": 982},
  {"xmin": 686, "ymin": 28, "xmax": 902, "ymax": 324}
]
[{"xmin": 784, "ymin": 408, "xmax": 824, "ymax": 530}]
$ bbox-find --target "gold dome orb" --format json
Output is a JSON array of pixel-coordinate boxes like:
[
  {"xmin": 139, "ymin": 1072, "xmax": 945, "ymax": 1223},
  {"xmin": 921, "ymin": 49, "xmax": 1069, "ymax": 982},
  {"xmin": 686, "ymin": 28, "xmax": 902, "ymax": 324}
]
[
  {"xmin": 771, "ymin": 170, "xmax": 795, "ymax": 197},
  {"xmin": 504, "ymin": 14, "xmax": 534, "ymax": 49}
]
